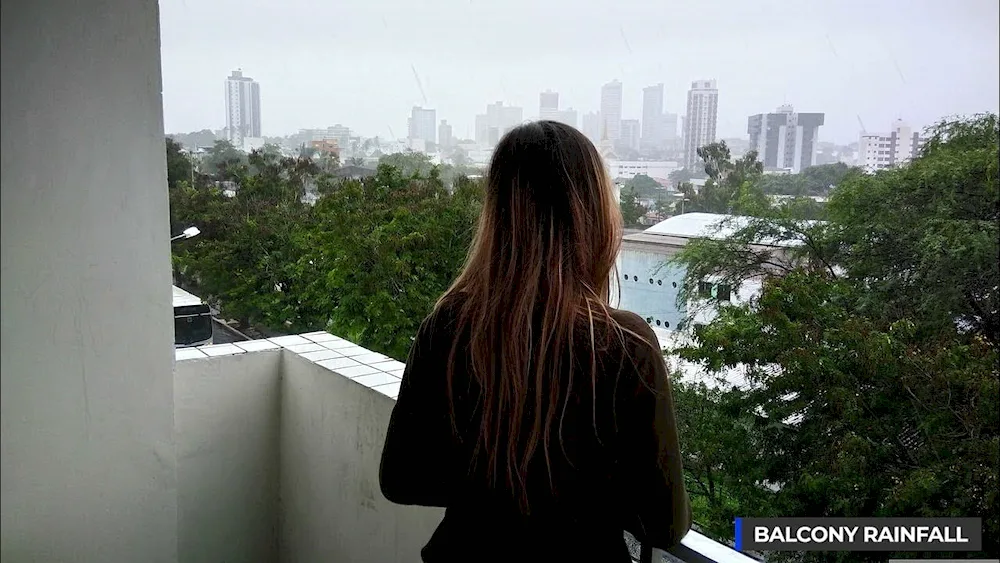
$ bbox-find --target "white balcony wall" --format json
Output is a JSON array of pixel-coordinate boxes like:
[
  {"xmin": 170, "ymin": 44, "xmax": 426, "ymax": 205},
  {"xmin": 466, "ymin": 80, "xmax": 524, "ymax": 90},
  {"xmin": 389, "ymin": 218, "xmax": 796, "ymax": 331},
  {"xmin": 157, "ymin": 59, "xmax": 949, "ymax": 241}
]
[
  {"xmin": 1, "ymin": 0, "xmax": 177, "ymax": 561},
  {"xmin": 172, "ymin": 341, "xmax": 441, "ymax": 563},
  {"xmin": 175, "ymin": 350, "xmax": 283, "ymax": 563},
  {"xmin": 280, "ymin": 352, "xmax": 444, "ymax": 562}
]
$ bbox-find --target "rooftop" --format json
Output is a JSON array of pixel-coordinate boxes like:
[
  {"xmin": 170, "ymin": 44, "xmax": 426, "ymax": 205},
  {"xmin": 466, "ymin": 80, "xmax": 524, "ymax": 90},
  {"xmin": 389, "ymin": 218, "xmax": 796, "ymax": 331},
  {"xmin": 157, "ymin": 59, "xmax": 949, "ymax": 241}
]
[{"xmin": 637, "ymin": 212, "xmax": 817, "ymax": 248}]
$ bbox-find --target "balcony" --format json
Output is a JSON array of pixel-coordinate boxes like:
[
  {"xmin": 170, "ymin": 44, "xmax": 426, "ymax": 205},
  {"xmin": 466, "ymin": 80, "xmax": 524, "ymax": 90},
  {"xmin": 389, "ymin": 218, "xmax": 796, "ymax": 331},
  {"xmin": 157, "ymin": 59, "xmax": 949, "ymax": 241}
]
[
  {"xmin": 173, "ymin": 332, "xmax": 758, "ymax": 563},
  {"xmin": 1, "ymin": 2, "xmax": 758, "ymax": 559}
]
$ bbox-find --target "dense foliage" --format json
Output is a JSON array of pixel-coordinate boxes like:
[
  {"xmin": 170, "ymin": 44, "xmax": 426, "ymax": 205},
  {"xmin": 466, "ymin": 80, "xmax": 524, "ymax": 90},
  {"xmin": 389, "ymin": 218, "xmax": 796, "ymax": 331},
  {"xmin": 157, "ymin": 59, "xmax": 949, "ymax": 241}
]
[
  {"xmin": 168, "ymin": 145, "xmax": 483, "ymax": 360},
  {"xmin": 670, "ymin": 115, "xmax": 999, "ymax": 560},
  {"xmin": 758, "ymin": 162, "xmax": 857, "ymax": 196}
]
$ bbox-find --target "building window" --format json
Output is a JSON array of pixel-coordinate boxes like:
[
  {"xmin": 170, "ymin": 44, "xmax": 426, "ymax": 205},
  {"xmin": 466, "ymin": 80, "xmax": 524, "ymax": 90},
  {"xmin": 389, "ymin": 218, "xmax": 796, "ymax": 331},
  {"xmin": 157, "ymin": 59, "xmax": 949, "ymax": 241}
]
[
  {"xmin": 655, "ymin": 320, "xmax": 661, "ymax": 326},
  {"xmin": 698, "ymin": 280, "xmax": 713, "ymax": 298},
  {"xmin": 717, "ymin": 284, "xmax": 732, "ymax": 302},
  {"xmin": 649, "ymin": 278, "xmax": 654, "ymax": 284},
  {"xmin": 657, "ymin": 280, "xmax": 662, "ymax": 286}
]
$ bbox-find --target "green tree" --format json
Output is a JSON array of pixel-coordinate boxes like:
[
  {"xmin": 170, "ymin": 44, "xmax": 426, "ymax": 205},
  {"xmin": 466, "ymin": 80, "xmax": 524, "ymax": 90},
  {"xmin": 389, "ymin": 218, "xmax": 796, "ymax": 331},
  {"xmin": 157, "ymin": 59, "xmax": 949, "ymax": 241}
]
[
  {"xmin": 672, "ymin": 141, "xmax": 766, "ymax": 215},
  {"xmin": 625, "ymin": 174, "xmax": 664, "ymax": 199},
  {"xmin": 169, "ymin": 146, "xmax": 485, "ymax": 360},
  {"xmin": 300, "ymin": 164, "xmax": 483, "ymax": 358},
  {"xmin": 170, "ymin": 150, "xmax": 320, "ymax": 331},
  {"xmin": 379, "ymin": 151, "xmax": 434, "ymax": 178},
  {"xmin": 668, "ymin": 114, "xmax": 999, "ymax": 559},
  {"xmin": 669, "ymin": 167, "xmax": 694, "ymax": 185},
  {"xmin": 619, "ymin": 187, "xmax": 647, "ymax": 227},
  {"xmin": 758, "ymin": 163, "xmax": 859, "ymax": 196},
  {"xmin": 165, "ymin": 137, "xmax": 193, "ymax": 190},
  {"xmin": 202, "ymin": 139, "xmax": 246, "ymax": 178}
]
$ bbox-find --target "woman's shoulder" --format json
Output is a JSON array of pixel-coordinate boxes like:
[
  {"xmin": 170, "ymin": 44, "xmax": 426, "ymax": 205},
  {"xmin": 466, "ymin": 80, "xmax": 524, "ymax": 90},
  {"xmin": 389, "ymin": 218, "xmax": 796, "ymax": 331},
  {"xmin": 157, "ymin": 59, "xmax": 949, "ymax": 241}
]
[
  {"xmin": 414, "ymin": 293, "xmax": 466, "ymax": 348},
  {"xmin": 608, "ymin": 308, "xmax": 660, "ymax": 349}
]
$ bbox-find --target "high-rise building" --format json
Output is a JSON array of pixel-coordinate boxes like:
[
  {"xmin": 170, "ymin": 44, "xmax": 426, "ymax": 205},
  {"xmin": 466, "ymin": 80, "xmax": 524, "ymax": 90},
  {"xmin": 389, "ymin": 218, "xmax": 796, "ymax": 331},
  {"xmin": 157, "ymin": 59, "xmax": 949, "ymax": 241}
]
[
  {"xmin": 661, "ymin": 113, "xmax": 679, "ymax": 142},
  {"xmin": 641, "ymin": 83, "xmax": 665, "ymax": 148},
  {"xmin": 407, "ymin": 106, "xmax": 437, "ymax": 144},
  {"xmin": 438, "ymin": 120, "xmax": 453, "ymax": 150},
  {"xmin": 600, "ymin": 80, "xmax": 623, "ymax": 141},
  {"xmin": 682, "ymin": 79, "xmax": 719, "ymax": 171},
  {"xmin": 582, "ymin": 112, "xmax": 601, "ymax": 145},
  {"xmin": 747, "ymin": 104, "xmax": 825, "ymax": 173},
  {"xmin": 858, "ymin": 119, "xmax": 924, "ymax": 173},
  {"xmin": 539, "ymin": 90, "xmax": 559, "ymax": 121},
  {"xmin": 475, "ymin": 102, "xmax": 523, "ymax": 147},
  {"xmin": 537, "ymin": 90, "xmax": 577, "ymax": 128},
  {"xmin": 620, "ymin": 119, "xmax": 641, "ymax": 151},
  {"xmin": 225, "ymin": 70, "xmax": 261, "ymax": 147},
  {"xmin": 554, "ymin": 109, "xmax": 578, "ymax": 129}
]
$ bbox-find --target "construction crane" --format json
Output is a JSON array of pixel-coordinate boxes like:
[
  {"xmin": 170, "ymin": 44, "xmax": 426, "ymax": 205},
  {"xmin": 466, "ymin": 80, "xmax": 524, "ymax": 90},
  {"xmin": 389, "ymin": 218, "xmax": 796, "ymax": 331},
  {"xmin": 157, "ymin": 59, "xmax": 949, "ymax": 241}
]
[{"xmin": 856, "ymin": 114, "xmax": 868, "ymax": 135}]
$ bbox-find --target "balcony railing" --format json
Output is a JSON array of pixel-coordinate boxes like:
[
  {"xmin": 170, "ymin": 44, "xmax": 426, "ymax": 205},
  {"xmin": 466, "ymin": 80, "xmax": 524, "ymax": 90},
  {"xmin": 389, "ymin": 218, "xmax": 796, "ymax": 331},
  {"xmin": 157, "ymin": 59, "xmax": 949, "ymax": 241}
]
[{"xmin": 175, "ymin": 332, "xmax": 757, "ymax": 563}]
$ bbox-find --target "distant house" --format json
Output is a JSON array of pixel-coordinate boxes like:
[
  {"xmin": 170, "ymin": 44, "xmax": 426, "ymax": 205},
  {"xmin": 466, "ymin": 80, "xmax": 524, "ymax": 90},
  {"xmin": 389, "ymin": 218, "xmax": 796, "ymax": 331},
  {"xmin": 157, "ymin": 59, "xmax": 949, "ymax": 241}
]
[{"xmin": 331, "ymin": 166, "xmax": 376, "ymax": 180}]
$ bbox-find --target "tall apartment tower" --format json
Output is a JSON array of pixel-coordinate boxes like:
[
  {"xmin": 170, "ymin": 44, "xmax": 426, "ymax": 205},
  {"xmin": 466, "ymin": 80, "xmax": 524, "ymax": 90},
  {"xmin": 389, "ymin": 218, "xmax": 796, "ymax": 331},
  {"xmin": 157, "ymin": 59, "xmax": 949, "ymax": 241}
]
[
  {"xmin": 641, "ymin": 83, "xmax": 665, "ymax": 149},
  {"xmin": 582, "ymin": 112, "xmax": 601, "ymax": 145},
  {"xmin": 682, "ymin": 79, "xmax": 719, "ymax": 171},
  {"xmin": 747, "ymin": 104, "xmax": 825, "ymax": 173},
  {"xmin": 620, "ymin": 119, "xmax": 641, "ymax": 152},
  {"xmin": 600, "ymin": 80, "xmax": 623, "ymax": 141},
  {"xmin": 225, "ymin": 70, "xmax": 261, "ymax": 147}
]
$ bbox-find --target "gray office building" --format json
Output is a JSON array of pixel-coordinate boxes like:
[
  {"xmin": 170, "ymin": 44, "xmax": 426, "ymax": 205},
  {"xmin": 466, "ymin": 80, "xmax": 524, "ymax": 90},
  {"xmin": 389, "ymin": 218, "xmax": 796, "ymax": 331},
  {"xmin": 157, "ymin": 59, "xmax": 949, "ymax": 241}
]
[{"xmin": 747, "ymin": 105, "xmax": 825, "ymax": 173}]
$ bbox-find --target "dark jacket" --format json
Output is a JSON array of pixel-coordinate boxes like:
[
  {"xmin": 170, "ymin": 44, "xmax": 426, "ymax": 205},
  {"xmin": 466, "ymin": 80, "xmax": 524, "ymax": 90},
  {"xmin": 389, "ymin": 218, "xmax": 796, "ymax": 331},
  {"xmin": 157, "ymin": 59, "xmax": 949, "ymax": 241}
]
[{"xmin": 380, "ymin": 301, "xmax": 691, "ymax": 562}]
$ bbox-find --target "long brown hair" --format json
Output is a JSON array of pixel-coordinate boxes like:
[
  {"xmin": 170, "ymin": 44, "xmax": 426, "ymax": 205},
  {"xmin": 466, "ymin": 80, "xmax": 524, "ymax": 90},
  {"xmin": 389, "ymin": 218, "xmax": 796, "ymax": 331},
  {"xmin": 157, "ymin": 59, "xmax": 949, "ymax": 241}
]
[{"xmin": 438, "ymin": 120, "xmax": 626, "ymax": 511}]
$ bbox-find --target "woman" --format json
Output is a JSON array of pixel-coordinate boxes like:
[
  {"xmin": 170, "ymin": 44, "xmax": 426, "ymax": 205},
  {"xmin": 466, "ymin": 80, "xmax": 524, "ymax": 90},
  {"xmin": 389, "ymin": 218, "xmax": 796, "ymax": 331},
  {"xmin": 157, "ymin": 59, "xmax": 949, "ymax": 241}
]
[{"xmin": 380, "ymin": 120, "xmax": 691, "ymax": 562}]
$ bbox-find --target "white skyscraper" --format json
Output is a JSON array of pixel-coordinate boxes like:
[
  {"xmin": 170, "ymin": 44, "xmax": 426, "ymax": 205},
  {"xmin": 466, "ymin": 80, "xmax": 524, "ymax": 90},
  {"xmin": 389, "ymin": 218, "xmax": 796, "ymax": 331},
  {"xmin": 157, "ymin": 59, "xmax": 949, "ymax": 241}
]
[
  {"xmin": 858, "ymin": 119, "xmax": 924, "ymax": 173},
  {"xmin": 407, "ymin": 106, "xmax": 436, "ymax": 144},
  {"xmin": 682, "ymin": 79, "xmax": 719, "ymax": 171},
  {"xmin": 641, "ymin": 83, "xmax": 665, "ymax": 149},
  {"xmin": 554, "ymin": 109, "xmax": 578, "ymax": 129},
  {"xmin": 475, "ymin": 102, "xmax": 523, "ymax": 147},
  {"xmin": 600, "ymin": 80, "xmax": 623, "ymax": 141},
  {"xmin": 661, "ymin": 113, "xmax": 679, "ymax": 142},
  {"xmin": 621, "ymin": 119, "xmax": 641, "ymax": 152},
  {"xmin": 582, "ymin": 112, "xmax": 601, "ymax": 145},
  {"xmin": 225, "ymin": 70, "xmax": 261, "ymax": 147}
]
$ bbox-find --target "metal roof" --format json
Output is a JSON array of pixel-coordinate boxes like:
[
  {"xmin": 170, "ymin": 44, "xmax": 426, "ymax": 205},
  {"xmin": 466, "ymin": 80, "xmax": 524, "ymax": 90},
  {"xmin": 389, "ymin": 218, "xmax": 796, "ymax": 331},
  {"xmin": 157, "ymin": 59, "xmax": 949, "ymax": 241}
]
[
  {"xmin": 172, "ymin": 285, "xmax": 204, "ymax": 308},
  {"xmin": 640, "ymin": 212, "xmax": 818, "ymax": 248}
]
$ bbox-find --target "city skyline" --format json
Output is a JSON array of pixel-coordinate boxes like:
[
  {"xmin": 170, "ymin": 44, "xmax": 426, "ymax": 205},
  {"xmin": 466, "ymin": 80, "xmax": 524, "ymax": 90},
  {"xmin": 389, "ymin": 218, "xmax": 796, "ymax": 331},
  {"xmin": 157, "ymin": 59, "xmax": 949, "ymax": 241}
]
[{"xmin": 161, "ymin": 0, "xmax": 998, "ymax": 145}]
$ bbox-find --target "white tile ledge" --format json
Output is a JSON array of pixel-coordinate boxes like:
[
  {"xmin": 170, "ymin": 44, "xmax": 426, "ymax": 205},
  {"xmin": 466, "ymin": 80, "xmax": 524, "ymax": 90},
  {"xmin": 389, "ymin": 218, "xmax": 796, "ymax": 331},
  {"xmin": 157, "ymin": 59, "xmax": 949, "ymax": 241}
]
[{"xmin": 176, "ymin": 332, "xmax": 406, "ymax": 401}]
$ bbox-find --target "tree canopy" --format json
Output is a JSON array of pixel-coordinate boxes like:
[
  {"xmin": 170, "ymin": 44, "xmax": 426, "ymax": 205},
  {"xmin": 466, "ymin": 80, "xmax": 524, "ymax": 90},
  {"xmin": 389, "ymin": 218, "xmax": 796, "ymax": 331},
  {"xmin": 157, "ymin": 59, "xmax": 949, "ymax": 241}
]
[
  {"xmin": 668, "ymin": 114, "xmax": 999, "ymax": 559},
  {"xmin": 619, "ymin": 187, "xmax": 647, "ymax": 227},
  {"xmin": 758, "ymin": 162, "xmax": 858, "ymax": 196},
  {"xmin": 169, "ymin": 143, "xmax": 483, "ymax": 360}
]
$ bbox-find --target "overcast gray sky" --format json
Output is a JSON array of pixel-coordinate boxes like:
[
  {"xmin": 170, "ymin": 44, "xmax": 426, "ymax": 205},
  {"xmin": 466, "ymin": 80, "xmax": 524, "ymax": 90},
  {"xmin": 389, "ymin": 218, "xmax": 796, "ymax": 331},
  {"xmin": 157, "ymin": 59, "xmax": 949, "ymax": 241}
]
[{"xmin": 160, "ymin": 0, "xmax": 999, "ymax": 144}]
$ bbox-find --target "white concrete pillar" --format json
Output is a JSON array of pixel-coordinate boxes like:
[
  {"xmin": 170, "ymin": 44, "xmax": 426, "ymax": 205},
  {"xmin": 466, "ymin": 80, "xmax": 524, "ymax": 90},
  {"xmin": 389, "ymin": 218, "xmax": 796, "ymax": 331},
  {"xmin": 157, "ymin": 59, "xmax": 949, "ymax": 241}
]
[{"xmin": 1, "ymin": 0, "xmax": 177, "ymax": 560}]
